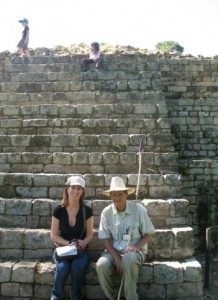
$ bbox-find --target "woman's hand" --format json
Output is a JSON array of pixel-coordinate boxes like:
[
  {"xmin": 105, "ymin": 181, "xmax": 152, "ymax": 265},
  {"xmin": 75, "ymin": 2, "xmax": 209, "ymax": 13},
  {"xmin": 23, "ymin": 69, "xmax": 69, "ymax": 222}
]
[{"xmin": 77, "ymin": 239, "xmax": 87, "ymax": 249}]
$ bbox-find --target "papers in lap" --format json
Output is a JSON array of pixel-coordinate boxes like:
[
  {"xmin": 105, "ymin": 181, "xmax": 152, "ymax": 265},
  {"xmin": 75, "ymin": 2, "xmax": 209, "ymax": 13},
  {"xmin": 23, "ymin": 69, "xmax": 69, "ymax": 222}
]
[{"xmin": 56, "ymin": 245, "xmax": 78, "ymax": 257}]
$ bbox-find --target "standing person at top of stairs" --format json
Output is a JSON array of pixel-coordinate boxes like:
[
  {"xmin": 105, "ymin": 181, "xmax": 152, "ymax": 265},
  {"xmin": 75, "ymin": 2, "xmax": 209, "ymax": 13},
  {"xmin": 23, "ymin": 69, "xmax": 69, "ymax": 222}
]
[
  {"xmin": 17, "ymin": 18, "xmax": 31, "ymax": 58},
  {"xmin": 50, "ymin": 175, "xmax": 94, "ymax": 300},
  {"xmin": 82, "ymin": 42, "xmax": 102, "ymax": 72},
  {"xmin": 96, "ymin": 176, "xmax": 155, "ymax": 300}
]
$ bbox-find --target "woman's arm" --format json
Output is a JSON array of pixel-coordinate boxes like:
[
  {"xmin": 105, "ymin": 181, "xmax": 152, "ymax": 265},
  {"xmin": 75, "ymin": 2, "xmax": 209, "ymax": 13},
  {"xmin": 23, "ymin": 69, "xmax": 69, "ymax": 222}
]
[
  {"xmin": 78, "ymin": 216, "xmax": 94, "ymax": 249},
  {"xmin": 50, "ymin": 216, "xmax": 70, "ymax": 246}
]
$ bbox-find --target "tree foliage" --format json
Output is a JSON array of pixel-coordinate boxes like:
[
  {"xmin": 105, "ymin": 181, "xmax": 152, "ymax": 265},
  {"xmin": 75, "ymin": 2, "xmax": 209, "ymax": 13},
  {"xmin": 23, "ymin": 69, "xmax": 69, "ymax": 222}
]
[{"xmin": 155, "ymin": 41, "xmax": 184, "ymax": 53}]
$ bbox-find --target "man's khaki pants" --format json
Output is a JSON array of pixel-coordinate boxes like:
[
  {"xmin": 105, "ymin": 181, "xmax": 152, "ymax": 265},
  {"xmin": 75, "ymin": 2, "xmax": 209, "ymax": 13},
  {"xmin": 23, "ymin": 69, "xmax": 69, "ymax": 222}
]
[{"xmin": 96, "ymin": 251, "xmax": 145, "ymax": 300}]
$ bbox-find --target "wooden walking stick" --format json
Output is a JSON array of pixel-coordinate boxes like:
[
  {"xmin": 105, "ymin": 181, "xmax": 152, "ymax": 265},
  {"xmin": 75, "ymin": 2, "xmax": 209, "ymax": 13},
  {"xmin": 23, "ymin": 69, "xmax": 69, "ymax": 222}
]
[
  {"xmin": 117, "ymin": 140, "xmax": 144, "ymax": 299},
  {"xmin": 117, "ymin": 235, "xmax": 131, "ymax": 300},
  {"xmin": 136, "ymin": 138, "xmax": 144, "ymax": 201}
]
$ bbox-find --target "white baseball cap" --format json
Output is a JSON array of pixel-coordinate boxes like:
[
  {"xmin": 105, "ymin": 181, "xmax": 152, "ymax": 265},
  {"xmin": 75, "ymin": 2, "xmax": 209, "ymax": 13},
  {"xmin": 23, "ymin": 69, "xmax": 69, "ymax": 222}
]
[{"xmin": 65, "ymin": 175, "xmax": 85, "ymax": 188}]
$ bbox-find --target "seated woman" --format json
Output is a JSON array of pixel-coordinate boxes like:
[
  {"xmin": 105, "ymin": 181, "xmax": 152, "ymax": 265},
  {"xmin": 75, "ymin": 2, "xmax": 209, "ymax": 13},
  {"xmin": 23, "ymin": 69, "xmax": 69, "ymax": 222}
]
[
  {"xmin": 82, "ymin": 42, "xmax": 102, "ymax": 72},
  {"xmin": 50, "ymin": 175, "xmax": 93, "ymax": 300}
]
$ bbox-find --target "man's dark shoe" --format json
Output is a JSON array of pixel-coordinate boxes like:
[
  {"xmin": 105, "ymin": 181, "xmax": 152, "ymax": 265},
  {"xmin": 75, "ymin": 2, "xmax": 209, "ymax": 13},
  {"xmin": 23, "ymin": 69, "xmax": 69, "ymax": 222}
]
[{"xmin": 22, "ymin": 56, "xmax": 29, "ymax": 63}]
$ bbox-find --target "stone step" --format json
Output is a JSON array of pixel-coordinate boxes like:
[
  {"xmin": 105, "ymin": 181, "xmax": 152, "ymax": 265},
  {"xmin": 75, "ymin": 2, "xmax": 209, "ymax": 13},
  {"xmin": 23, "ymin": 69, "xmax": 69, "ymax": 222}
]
[
  {"xmin": 6, "ymin": 61, "xmax": 77, "ymax": 72},
  {"xmin": 0, "ymin": 226, "xmax": 194, "ymax": 260},
  {"xmin": 0, "ymin": 133, "xmax": 175, "ymax": 153},
  {"xmin": 0, "ymin": 173, "xmax": 183, "ymax": 199},
  {"xmin": 2, "ymin": 72, "xmax": 154, "ymax": 83},
  {"xmin": 0, "ymin": 151, "xmax": 178, "ymax": 174},
  {"xmin": 7, "ymin": 55, "xmax": 162, "ymax": 73},
  {"xmin": 8, "ymin": 53, "xmax": 161, "ymax": 65},
  {"xmin": 0, "ymin": 198, "xmax": 189, "ymax": 229},
  {"xmin": 0, "ymin": 117, "xmax": 171, "ymax": 135},
  {"xmin": 1, "ymin": 78, "xmax": 157, "ymax": 97},
  {"xmin": 0, "ymin": 90, "xmax": 164, "ymax": 105},
  {"xmin": 1, "ymin": 79, "xmax": 155, "ymax": 95},
  {"xmin": 7, "ymin": 54, "xmax": 161, "ymax": 70},
  {"xmin": 9, "ymin": 55, "xmax": 83, "ymax": 65},
  {"xmin": 0, "ymin": 257, "xmax": 203, "ymax": 300},
  {"xmin": 0, "ymin": 102, "xmax": 168, "ymax": 119}
]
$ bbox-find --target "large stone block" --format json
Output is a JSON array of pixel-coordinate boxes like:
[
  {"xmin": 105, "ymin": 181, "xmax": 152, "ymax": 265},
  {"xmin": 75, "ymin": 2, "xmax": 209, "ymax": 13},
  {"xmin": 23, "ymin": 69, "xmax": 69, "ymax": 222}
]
[
  {"xmin": 149, "ymin": 230, "xmax": 174, "ymax": 257},
  {"xmin": 53, "ymin": 81, "xmax": 70, "ymax": 91},
  {"xmin": 168, "ymin": 199, "xmax": 189, "ymax": 217},
  {"xmin": 103, "ymin": 152, "xmax": 119, "ymax": 164},
  {"xmin": 12, "ymin": 261, "xmax": 37, "ymax": 283},
  {"xmin": 172, "ymin": 227, "xmax": 193, "ymax": 249},
  {"xmin": 153, "ymin": 261, "xmax": 183, "ymax": 284},
  {"xmin": 80, "ymin": 135, "xmax": 97, "ymax": 147},
  {"xmin": 24, "ymin": 249, "xmax": 53, "ymax": 259},
  {"xmin": 143, "ymin": 199, "xmax": 170, "ymax": 217},
  {"xmin": 182, "ymin": 257, "xmax": 202, "ymax": 282},
  {"xmin": 33, "ymin": 174, "xmax": 64, "ymax": 187},
  {"xmin": 0, "ymin": 228, "xmax": 24, "ymax": 249},
  {"xmin": 138, "ymin": 283, "xmax": 166, "ymax": 300},
  {"xmin": 35, "ymin": 262, "xmax": 54, "ymax": 285},
  {"xmin": 27, "ymin": 215, "xmax": 40, "ymax": 228},
  {"xmin": 92, "ymin": 200, "xmax": 112, "ymax": 216},
  {"xmin": 0, "ymin": 261, "xmax": 13, "ymax": 282},
  {"xmin": 0, "ymin": 197, "xmax": 5, "ymax": 214},
  {"xmin": 30, "ymin": 135, "xmax": 50, "ymax": 147},
  {"xmin": 34, "ymin": 284, "xmax": 52, "ymax": 299},
  {"xmin": 97, "ymin": 135, "xmax": 111, "ymax": 146},
  {"xmin": 0, "ymin": 249, "xmax": 23, "ymax": 259},
  {"xmin": 32, "ymin": 199, "xmax": 53, "ymax": 216},
  {"xmin": 1, "ymin": 282, "xmax": 20, "ymax": 296},
  {"xmin": 20, "ymin": 283, "xmax": 33, "ymax": 297},
  {"xmin": 24, "ymin": 229, "xmax": 53, "ymax": 249},
  {"xmin": 120, "ymin": 152, "xmax": 137, "ymax": 164},
  {"xmin": 16, "ymin": 186, "xmax": 48, "ymax": 198},
  {"xmin": 138, "ymin": 263, "xmax": 153, "ymax": 283},
  {"xmin": 167, "ymin": 282, "xmax": 203, "ymax": 298},
  {"xmin": 149, "ymin": 186, "xmax": 172, "ymax": 198},
  {"xmin": 89, "ymin": 152, "xmax": 103, "ymax": 164},
  {"xmin": 5, "ymin": 198, "xmax": 32, "ymax": 215},
  {"xmin": 53, "ymin": 152, "xmax": 72, "ymax": 164}
]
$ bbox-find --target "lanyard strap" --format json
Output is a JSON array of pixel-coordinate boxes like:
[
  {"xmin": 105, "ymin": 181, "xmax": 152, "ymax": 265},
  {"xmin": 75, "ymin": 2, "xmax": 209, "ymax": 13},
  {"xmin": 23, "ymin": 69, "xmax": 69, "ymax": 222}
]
[{"xmin": 79, "ymin": 206, "xmax": 86, "ymax": 239}]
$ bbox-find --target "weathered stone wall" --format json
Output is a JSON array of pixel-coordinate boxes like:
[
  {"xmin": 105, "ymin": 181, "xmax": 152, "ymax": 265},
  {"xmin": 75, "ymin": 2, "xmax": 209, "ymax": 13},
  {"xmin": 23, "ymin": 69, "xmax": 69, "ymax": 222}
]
[
  {"xmin": 151, "ymin": 55, "xmax": 218, "ymax": 252},
  {"xmin": 167, "ymin": 98, "xmax": 218, "ymax": 251},
  {"xmin": 0, "ymin": 52, "xmax": 218, "ymax": 252},
  {"xmin": 148, "ymin": 55, "xmax": 218, "ymax": 251}
]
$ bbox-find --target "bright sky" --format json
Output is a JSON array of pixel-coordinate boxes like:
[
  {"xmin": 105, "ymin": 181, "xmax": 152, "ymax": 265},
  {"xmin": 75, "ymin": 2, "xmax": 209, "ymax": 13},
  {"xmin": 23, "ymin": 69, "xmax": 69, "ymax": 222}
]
[{"xmin": 1, "ymin": 0, "xmax": 218, "ymax": 56}]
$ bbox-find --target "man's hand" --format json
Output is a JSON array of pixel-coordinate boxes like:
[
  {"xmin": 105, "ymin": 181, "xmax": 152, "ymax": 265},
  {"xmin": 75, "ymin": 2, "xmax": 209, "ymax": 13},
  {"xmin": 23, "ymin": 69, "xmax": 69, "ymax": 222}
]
[
  {"xmin": 114, "ymin": 255, "xmax": 122, "ymax": 275},
  {"xmin": 122, "ymin": 245, "xmax": 138, "ymax": 254},
  {"xmin": 103, "ymin": 239, "xmax": 123, "ymax": 275}
]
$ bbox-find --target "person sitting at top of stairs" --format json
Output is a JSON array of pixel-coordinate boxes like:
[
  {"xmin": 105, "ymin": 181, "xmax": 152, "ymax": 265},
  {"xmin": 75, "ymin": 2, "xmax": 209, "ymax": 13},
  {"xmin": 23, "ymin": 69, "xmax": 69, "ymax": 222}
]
[{"xmin": 82, "ymin": 42, "xmax": 102, "ymax": 71}]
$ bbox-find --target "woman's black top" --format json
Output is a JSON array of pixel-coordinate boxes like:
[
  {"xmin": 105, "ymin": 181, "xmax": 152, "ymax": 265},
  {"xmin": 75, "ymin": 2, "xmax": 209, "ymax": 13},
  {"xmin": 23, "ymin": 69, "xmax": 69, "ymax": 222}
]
[{"xmin": 53, "ymin": 204, "xmax": 93, "ymax": 241}]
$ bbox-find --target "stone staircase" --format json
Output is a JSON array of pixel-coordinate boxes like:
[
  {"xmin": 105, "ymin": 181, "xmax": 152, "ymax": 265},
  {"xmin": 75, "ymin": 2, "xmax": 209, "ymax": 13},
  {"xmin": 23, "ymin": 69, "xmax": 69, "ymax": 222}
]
[{"xmin": 0, "ymin": 55, "xmax": 203, "ymax": 299}]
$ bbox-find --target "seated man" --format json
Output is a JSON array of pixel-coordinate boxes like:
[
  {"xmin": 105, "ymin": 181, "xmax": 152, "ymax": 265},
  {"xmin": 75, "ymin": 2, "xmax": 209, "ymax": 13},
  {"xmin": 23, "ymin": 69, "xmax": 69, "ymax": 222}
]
[{"xmin": 96, "ymin": 176, "xmax": 155, "ymax": 300}]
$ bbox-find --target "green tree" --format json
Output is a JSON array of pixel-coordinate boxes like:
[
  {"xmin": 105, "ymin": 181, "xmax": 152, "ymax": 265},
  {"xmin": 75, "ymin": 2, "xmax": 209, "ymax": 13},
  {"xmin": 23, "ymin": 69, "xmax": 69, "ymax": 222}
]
[{"xmin": 155, "ymin": 41, "xmax": 184, "ymax": 53}]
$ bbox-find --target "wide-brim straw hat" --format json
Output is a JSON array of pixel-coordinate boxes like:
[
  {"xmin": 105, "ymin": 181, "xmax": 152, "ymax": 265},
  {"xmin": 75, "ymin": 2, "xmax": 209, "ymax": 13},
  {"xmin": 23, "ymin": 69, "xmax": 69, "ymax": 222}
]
[{"xmin": 102, "ymin": 176, "xmax": 135, "ymax": 196}]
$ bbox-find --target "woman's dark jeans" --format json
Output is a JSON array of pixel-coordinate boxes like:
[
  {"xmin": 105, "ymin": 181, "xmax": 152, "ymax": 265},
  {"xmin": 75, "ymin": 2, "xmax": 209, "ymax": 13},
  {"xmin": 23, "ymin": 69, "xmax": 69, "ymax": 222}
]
[
  {"xmin": 82, "ymin": 58, "xmax": 95, "ymax": 71},
  {"xmin": 51, "ymin": 249, "xmax": 91, "ymax": 300}
]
